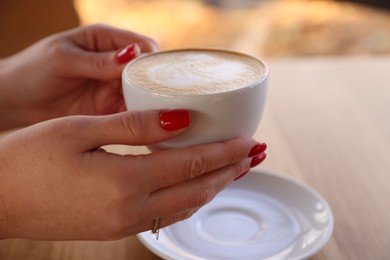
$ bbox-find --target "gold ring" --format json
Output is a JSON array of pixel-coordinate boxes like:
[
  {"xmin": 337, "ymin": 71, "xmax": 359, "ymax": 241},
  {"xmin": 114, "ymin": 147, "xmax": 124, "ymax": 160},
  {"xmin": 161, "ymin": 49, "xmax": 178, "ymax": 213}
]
[{"xmin": 151, "ymin": 218, "xmax": 160, "ymax": 240}]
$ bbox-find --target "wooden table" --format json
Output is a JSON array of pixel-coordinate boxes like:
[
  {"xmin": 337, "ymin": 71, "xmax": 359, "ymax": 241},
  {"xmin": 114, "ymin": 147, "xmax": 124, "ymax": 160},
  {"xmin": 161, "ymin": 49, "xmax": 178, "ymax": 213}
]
[{"xmin": 1, "ymin": 56, "xmax": 389, "ymax": 259}]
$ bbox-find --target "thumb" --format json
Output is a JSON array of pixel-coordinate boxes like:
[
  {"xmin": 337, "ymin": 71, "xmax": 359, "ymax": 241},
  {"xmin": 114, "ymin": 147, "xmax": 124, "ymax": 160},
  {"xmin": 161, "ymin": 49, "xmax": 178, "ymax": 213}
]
[
  {"xmin": 75, "ymin": 43, "xmax": 140, "ymax": 80},
  {"xmin": 74, "ymin": 109, "xmax": 190, "ymax": 150}
]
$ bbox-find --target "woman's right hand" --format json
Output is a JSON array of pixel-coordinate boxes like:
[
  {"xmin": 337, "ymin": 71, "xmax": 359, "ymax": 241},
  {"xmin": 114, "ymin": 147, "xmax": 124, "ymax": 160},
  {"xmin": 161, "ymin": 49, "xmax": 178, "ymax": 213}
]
[{"xmin": 0, "ymin": 110, "xmax": 266, "ymax": 241}]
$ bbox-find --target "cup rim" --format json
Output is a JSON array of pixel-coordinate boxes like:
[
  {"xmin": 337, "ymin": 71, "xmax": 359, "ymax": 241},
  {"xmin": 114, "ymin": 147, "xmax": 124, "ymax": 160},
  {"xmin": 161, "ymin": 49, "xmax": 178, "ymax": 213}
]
[{"xmin": 122, "ymin": 48, "xmax": 269, "ymax": 97}]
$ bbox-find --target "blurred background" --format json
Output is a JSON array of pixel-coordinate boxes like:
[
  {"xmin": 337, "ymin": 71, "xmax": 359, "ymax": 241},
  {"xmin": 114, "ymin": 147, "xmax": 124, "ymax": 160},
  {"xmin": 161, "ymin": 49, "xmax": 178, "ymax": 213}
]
[{"xmin": 1, "ymin": 0, "xmax": 389, "ymax": 58}]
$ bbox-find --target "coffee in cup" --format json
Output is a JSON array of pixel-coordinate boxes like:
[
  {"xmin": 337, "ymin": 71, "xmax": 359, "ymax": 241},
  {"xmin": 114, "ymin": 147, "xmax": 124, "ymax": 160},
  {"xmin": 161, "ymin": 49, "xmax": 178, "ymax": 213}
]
[{"xmin": 122, "ymin": 48, "xmax": 269, "ymax": 150}]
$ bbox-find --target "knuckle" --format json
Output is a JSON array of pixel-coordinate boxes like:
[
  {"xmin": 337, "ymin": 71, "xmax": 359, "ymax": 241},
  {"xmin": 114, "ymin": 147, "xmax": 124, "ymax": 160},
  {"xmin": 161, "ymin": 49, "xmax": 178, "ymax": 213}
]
[
  {"xmin": 119, "ymin": 112, "xmax": 148, "ymax": 139},
  {"xmin": 98, "ymin": 180, "xmax": 138, "ymax": 240},
  {"xmin": 46, "ymin": 38, "xmax": 65, "ymax": 57},
  {"xmin": 89, "ymin": 22, "xmax": 109, "ymax": 30},
  {"xmin": 168, "ymin": 210, "xmax": 197, "ymax": 227},
  {"xmin": 91, "ymin": 54, "xmax": 108, "ymax": 72},
  {"xmin": 83, "ymin": 23, "xmax": 112, "ymax": 38},
  {"xmin": 222, "ymin": 143, "xmax": 242, "ymax": 165},
  {"xmin": 163, "ymin": 210, "xmax": 199, "ymax": 229},
  {"xmin": 103, "ymin": 218, "xmax": 125, "ymax": 240},
  {"xmin": 222, "ymin": 139, "xmax": 251, "ymax": 164},
  {"xmin": 44, "ymin": 39, "xmax": 69, "ymax": 71},
  {"xmin": 103, "ymin": 215, "xmax": 131, "ymax": 240},
  {"xmin": 178, "ymin": 210, "xmax": 197, "ymax": 222},
  {"xmin": 108, "ymin": 180, "xmax": 128, "ymax": 203},
  {"xmin": 190, "ymin": 185, "xmax": 216, "ymax": 208},
  {"xmin": 187, "ymin": 154, "xmax": 208, "ymax": 177},
  {"xmin": 233, "ymin": 161, "xmax": 248, "ymax": 176},
  {"xmin": 102, "ymin": 202, "xmax": 137, "ymax": 241}
]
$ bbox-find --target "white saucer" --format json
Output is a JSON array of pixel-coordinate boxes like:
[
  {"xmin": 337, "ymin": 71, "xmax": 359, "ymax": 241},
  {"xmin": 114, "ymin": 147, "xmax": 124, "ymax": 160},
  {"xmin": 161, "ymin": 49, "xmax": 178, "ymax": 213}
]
[{"xmin": 137, "ymin": 169, "xmax": 334, "ymax": 260}]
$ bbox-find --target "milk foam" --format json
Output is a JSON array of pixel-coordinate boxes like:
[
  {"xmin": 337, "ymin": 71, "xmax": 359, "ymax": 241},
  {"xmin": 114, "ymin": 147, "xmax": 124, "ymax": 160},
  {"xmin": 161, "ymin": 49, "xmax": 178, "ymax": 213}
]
[{"xmin": 126, "ymin": 50, "xmax": 264, "ymax": 94}]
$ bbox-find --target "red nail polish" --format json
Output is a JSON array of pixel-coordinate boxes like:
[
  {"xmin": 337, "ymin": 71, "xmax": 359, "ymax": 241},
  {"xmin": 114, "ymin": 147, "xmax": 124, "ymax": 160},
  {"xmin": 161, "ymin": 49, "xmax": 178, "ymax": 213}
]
[
  {"xmin": 248, "ymin": 143, "xmax": 267, "ymax": 157},
  {"xmin": 116, "ymin": 43, "xmax": 140, "ymax": 64},
  {"xmin": 250, "ymin": 153, "xmax": 266, "ymax": 168},
  {"xmin": 159, "ymin": 109, "xmax": 190, "ymax": 131},
  {"xmin": 234, "ymin": 169, "xmax": 250, "ymax": 181}
]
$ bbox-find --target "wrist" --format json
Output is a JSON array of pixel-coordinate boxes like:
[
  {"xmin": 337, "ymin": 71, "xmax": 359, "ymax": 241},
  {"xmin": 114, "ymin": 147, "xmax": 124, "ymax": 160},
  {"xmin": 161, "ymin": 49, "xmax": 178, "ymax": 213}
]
[
  {"xmin": 0, "ymin": 144, "xmax": 10, "ymax": 239},
  {"xmin": 0, "ymin": 58, "xmax": 27, "ymax": 131},
  {"xmin": 0, "ymin": 197, "xmax": 10, "ymax": 240}
]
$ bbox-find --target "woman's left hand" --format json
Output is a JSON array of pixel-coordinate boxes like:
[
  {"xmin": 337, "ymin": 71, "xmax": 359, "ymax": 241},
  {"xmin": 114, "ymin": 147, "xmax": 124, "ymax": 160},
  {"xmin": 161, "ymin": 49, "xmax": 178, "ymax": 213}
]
[{"xmin": 0, "ymin": 24, "xmax": 158, "ymax": 130}]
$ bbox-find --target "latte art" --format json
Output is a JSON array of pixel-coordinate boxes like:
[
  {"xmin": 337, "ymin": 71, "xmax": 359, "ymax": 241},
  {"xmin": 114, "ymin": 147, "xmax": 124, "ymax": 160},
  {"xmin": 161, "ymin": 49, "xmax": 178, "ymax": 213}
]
[
  {"xmin": 122, "ymin": 48, "xmax": 269, "ymax": 149},
  {"xmin": 125, "ymin": 50, "xmax": 264, "ymax": 94}
]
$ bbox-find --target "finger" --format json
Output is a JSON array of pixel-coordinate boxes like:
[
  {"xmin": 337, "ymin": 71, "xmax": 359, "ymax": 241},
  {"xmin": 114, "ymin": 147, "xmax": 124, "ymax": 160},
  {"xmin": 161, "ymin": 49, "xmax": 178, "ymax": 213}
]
[
  {"xmin": 130, "ymin": 137, "xmax": 257, "ymax": 191},
  {"xmin": 143, "ymin": 159, "xmax": 252, "ymax": 218},
  {"xmin": 117, "ymin": 208, "xmax": 198, "ymax": 238},
  {"xmin": 154, "ymin": 209, "xmax": 198, "ymax": 230},
  {"xmin": 66, "ymin": 109, "xmax": 190, "ymax": 150},
  {"xmin": 144, "ymin": 209, "xmax": 199, "ymax": 234},
  {"xmin": 70, "ymin": 23, "xmax": 158, "ymax": 53},
  {"xmin": 70, "ymin": 43, "xmax": 141, "ymax": 80},
  {"xmin": 63, "ymin": 23, "xmax": 159, "ymax": 80}
]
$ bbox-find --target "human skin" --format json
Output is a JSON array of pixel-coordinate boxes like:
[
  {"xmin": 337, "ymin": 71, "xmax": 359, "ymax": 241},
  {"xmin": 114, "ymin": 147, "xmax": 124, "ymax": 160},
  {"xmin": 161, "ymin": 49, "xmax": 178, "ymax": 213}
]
[
  {"xmin": 0, "ymin": 23, "xmax": 157, "ymax": 131},
  {"xmin": 0, "ymin": 109, "xmax": 263, "ymax": 240},
  {"xmin": 0, "ymin": 24, "xmax": 266, "ymax": 241}
]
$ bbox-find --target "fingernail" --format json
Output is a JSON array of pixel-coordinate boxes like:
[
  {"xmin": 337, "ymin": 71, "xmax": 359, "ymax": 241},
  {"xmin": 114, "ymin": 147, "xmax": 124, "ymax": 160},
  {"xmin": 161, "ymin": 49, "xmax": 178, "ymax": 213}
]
[
  {"xmin": 248, "ymin": 143, "xmax": 267, "ymax": 157},
  {"xmin": 234, "ymin": 168, "xmax": 250, "ymax": 181},
  {"xmin": 159, "ymin": 109, "xmax": 190, "ymax": 131},
  {"xmin": 250, "ymin": 153, "xmax": 266, "ymax": 168},
  {"xmin": 116, "ymin": 43, "xmax": 140, "ymax": 64}
]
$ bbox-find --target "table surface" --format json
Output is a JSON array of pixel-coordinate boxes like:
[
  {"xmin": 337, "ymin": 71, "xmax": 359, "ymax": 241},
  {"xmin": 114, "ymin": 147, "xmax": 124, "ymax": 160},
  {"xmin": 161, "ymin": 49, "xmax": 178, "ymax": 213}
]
[{"xmin": 1, "ymin": 55, "xmax": 389, "ymax": 260}]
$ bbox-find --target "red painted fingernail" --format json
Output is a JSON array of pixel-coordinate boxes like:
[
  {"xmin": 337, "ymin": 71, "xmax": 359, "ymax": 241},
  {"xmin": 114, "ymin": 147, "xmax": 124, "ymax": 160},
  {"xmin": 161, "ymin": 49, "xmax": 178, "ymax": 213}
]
[
  {"xmin": 234, "ymin": 168, "xmax": 250, "ymax": 181},
  {"xmin": 116, "ymin": 43, "xmax": 140, "ymax": 64},
  {"xmin": 250, "ymin": 153, "xmax": 266, "ymax": 168},
  {"xmin": 248, "ymin": 143, "xmax": 267, "ymax": 157},
  {"xmin": 159, "ymin": 109, "xmax": 190, "ymax": 131}
]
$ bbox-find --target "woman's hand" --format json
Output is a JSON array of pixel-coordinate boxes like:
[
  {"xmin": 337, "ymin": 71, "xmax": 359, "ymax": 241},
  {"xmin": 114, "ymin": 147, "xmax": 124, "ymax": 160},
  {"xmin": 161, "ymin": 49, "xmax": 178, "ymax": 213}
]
[
  {"xmin": 0, "ymin": 110, "xmax": 266, "ymax": 240},
  {"xmin": 0, "ymin": 24, "xmax": 158, "ymax": 131}
]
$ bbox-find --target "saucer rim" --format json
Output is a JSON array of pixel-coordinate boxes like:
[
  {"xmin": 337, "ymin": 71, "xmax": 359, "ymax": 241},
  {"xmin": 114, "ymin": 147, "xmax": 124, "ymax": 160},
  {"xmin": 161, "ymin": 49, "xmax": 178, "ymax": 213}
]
[{"xmin": 137, "ymin": 168, "xmax": 334, "ymax": 260}]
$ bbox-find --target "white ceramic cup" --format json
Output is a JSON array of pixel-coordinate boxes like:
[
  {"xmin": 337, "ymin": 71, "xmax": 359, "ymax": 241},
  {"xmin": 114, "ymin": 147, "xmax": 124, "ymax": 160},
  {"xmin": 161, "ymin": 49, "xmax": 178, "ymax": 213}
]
[{"xmin": 122, "ymin": 48, "xmax": 269, "ymax": 150}]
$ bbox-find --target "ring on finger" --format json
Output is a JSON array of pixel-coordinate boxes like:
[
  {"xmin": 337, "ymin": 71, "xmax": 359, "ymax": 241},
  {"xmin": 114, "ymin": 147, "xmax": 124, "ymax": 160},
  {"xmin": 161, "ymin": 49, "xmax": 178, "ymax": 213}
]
[{"xmin": 151, "ymin": 217, "xmax": 160, "ymax": 240}]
